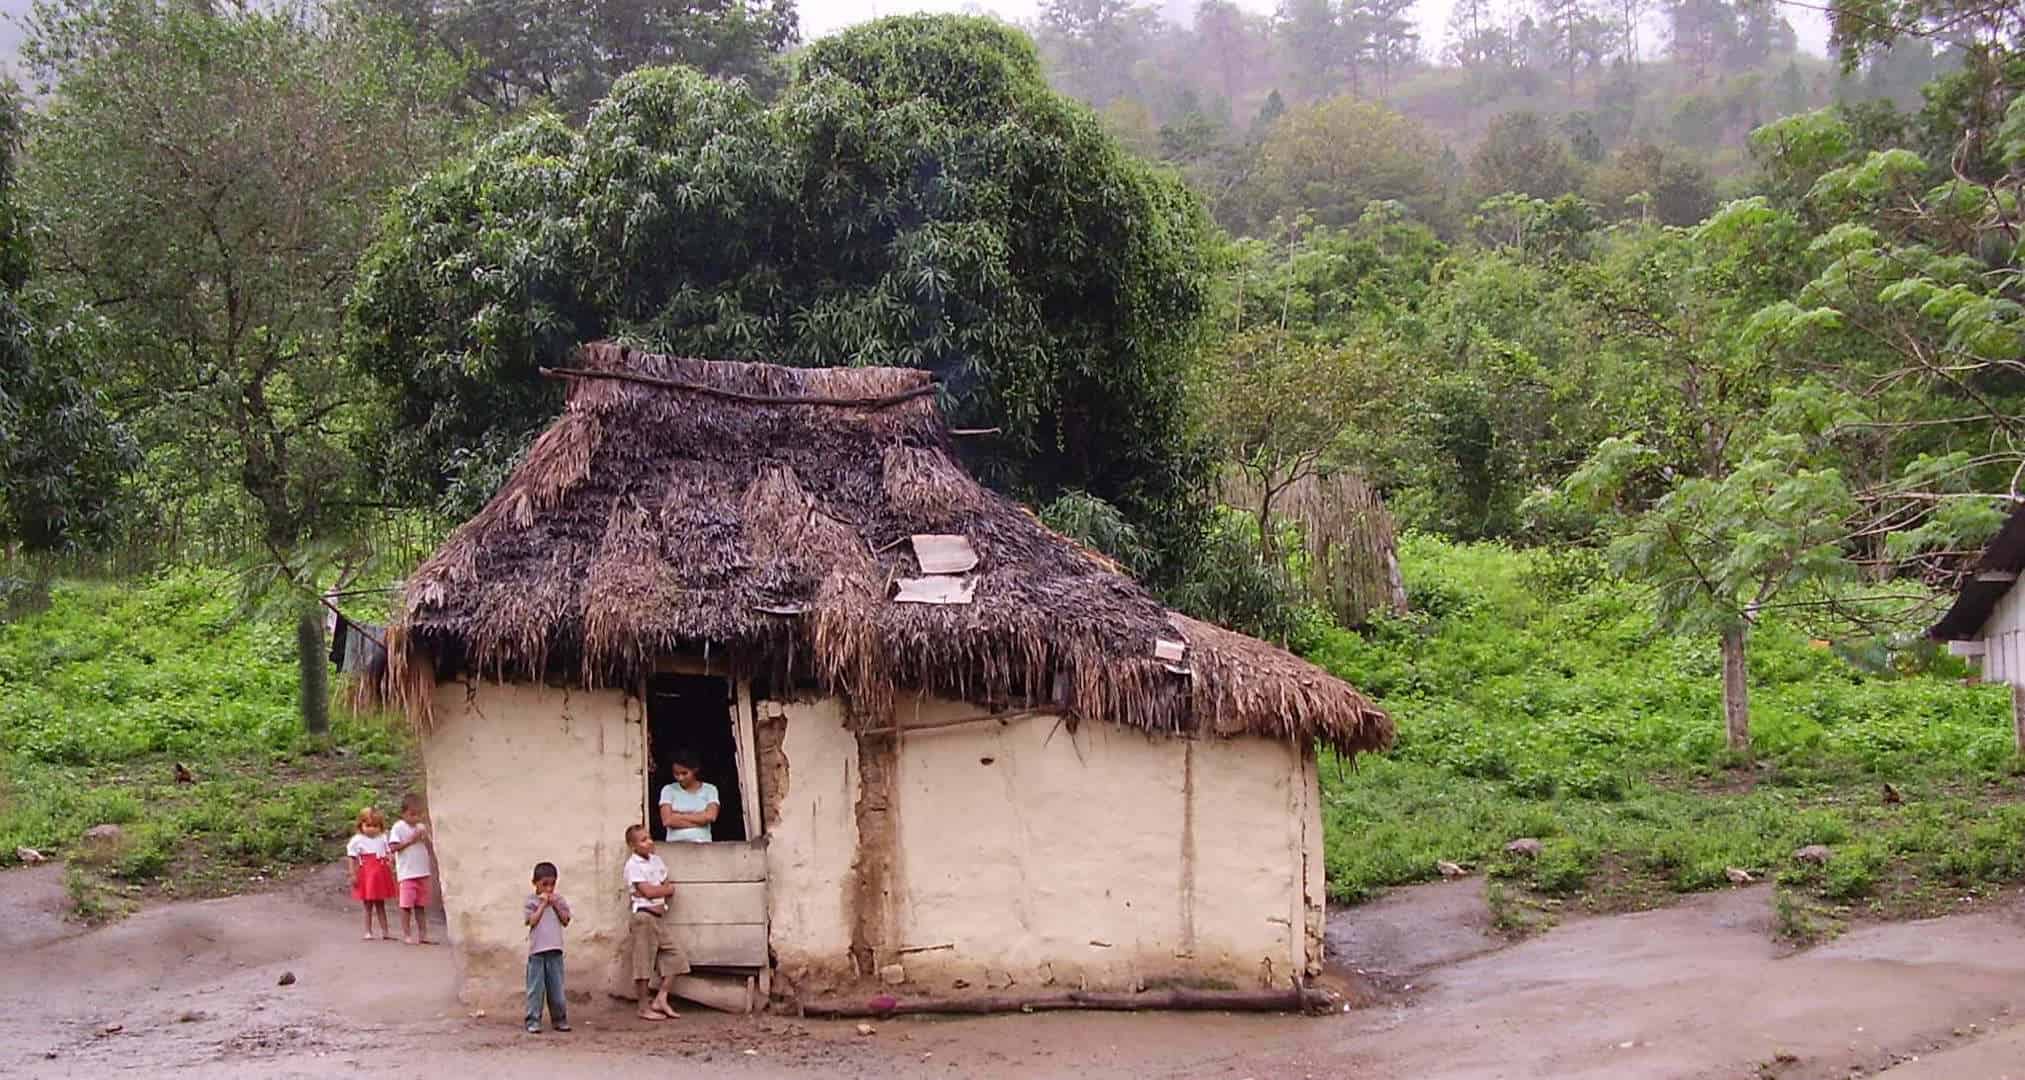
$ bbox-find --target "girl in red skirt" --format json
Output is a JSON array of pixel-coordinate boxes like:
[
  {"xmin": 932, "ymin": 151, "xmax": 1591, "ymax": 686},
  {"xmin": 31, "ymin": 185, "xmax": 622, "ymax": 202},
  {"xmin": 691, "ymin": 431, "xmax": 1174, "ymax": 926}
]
[{"xmin": 347, "ymin": 806, "xmax": 397, "ymax": 940}]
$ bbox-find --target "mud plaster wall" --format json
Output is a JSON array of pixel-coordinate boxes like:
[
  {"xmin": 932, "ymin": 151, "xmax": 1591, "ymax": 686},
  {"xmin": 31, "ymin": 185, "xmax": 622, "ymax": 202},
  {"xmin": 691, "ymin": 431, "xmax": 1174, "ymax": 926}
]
[
  {"xmin": 421, "ymin": 681, "xmax": 644, "ymax": 1005},
  {"xmin": 762, "ymin": 696, "xmax": 1317, "ymax": 994},
  {"xmin": 760, "ymin": 697, "xmax": 861, "ymax": 994}
]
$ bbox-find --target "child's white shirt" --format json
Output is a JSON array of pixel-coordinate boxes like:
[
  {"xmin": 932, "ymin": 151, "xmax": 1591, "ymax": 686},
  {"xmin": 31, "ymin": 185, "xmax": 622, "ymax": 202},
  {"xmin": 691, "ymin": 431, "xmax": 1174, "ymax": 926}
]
[
  {"xmin": 347, "ymin": 833, "xmax": 391, "ymax": 859},
  {"xmin": 389, "ymin": 819, "xmax": 434, "ymax": 880}
]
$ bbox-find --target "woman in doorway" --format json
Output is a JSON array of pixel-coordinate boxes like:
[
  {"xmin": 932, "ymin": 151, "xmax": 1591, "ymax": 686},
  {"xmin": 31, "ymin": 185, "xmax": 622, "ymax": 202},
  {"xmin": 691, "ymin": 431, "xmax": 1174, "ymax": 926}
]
[{"xmin": 657, "ymin": 750, "xmax": 720, "ymax": 843}]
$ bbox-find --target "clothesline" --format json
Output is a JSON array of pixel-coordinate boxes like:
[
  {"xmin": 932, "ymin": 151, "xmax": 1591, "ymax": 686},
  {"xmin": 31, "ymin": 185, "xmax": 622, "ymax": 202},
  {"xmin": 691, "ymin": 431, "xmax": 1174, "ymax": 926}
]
[{"xmin": 316, "ymin": 593, "xmax": 386, "ymax": 650}]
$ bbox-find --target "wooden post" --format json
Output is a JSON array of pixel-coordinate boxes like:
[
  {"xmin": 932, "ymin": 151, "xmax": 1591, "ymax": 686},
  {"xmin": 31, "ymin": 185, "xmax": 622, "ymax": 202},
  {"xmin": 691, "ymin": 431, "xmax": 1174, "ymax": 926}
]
[
  {"xmin": 2012, "ymin": 683, "xmax": 2024, "ymax": 756},
  {"xmin": 1721, "ymin": 625, "xmax": 1750, "ymax": 755},
  {"xmin": 849, "ymin": 724, "xmax": 898, "ymax": 980}
]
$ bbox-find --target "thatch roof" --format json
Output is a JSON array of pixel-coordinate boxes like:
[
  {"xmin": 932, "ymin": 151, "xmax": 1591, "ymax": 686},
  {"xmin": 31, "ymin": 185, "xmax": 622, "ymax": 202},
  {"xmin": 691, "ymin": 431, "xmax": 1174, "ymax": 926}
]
[{"xmin": 387, "ymin": 343, "xmax": 1391, "ymax": 755}]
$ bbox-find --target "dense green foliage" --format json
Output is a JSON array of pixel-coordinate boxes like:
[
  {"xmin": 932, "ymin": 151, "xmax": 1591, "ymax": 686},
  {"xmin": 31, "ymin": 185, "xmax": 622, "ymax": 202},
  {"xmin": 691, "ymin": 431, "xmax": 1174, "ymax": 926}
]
[
  {"xmin": 0, "ymin": 573, "xmax": 411, "ymax": 908},
  {"xmin": 22, "ymin": 0, "xmax": 467, "ymax": 557},
  {"xmin": 350, "ymin": 15, "xmax": 1216, "ymax": 565},
  {"xmin": 0, "ymin": 94, "xmax": 132, "ymax": 553},
  {"xmin": 1314, "ymin": 536, "xmax": 2016, "ymax": 915}
]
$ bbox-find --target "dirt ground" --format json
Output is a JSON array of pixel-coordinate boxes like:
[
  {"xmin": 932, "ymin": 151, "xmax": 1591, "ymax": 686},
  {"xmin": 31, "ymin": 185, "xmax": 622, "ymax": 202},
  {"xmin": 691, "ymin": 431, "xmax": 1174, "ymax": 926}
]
[{"xmin": 8, "ymin": 865, "xmax": 2025, "ymax": 1080}]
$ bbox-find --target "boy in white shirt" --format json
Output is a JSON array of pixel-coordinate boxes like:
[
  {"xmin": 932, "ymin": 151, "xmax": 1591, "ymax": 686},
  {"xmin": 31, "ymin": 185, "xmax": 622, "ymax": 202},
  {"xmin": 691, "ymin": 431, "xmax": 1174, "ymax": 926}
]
[
  {"xmin": 387, "ymin": 793, "xmax": 436, "ymax": 945},
  {"xmin": 622, "ymin": 824, "xmax": 689, "ymax": 1021}
]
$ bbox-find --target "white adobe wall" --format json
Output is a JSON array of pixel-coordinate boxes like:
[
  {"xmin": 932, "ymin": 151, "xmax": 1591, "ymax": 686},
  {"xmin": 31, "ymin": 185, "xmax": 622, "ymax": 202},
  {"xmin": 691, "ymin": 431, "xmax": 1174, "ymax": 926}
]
[
  {"xmin": 761, "ymin": 696, "xmax": 861, "ymax": 988},
  {"xmin": 764, "ymin": 696, "xmax": 1324, "ymax": 996},
  {"xmin": 423, "ymin": 682, "xmax": 1326, "ymax": 1005},
  {"xmin": 420, "ymin": 681, "xmax": 646, "ymax": 1006}
]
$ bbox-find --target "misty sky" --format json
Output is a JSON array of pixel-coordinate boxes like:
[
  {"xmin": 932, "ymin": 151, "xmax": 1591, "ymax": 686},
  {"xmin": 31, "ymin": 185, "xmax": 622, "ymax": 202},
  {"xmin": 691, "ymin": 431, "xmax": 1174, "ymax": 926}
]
[{"xmin": 794, "ymin": 0, "xmax": 1832, "ymax": 59}]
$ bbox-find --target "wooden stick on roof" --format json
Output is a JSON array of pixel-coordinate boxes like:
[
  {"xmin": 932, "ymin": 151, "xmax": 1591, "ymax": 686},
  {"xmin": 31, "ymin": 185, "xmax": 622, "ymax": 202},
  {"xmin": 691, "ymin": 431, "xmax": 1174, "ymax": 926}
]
[{"xmin": 539, "ymin": 366, "xmax": 940, "ymax": 410}]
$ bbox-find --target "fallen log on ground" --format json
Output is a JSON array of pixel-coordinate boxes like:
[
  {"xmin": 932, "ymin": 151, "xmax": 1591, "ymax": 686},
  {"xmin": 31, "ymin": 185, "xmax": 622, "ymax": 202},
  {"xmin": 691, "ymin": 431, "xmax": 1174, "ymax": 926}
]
[{"xmin": 794, "ymin": 986, "xmax": 1335, "ymax": 1018}]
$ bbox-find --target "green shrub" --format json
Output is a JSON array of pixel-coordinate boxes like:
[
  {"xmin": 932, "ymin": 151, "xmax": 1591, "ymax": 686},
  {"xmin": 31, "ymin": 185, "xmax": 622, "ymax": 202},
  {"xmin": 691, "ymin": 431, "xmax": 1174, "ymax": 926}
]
[
  {"xmin": 65, "ymin": 865, "xmax": 109, "ymax": 922},
  {"xmin": 113, "ymin": 823, "xmax": 176, "ymax": 881},
  {"xmin": 1530, "ymin": 839, "xmax": 1596, "ymax": 896},
  {"xmin": 1823, "ymin": 846, "xmax": 1883, "ymax": 902}
]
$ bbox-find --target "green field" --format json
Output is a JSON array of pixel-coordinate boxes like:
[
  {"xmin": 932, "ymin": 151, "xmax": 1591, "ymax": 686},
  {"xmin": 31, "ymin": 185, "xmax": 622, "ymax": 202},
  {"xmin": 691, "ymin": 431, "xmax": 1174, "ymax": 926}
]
[
  {"xmin": 0, "ymin": 572, "xmax": 413, "ymax": 919},
  {"xmin": 1314, "ymin": 536, "xmax": 2016, "ymax": 938}
]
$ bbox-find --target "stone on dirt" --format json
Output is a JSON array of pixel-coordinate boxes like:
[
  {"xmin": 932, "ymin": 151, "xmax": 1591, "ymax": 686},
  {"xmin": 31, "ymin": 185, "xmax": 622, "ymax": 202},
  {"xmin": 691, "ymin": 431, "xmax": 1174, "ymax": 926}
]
[
  {"xmin": 15, "ymin": 846, "xmax": 46, "ymax": 864},
  {"xmin": 856, "ymin": 1022, "xmax": 876, "ymax": 1036},
  {"xmin": 1436, "ymin": 860, "xmax": 1468, "ymax": 878},
  {"xmin": 277, "ymin": 971, "xmax": 296, "ymax": 986},
  {"xmin": 83, "ymin": 824, "xmax": 123, "ymax": 845},
  {"xmin": 1504, "ymin": 838, "xmax": 1543, "ymax": 858},
  {"xmin": 1794, "ymin": 845, "xmax": 1833, "ymax": 864},
  {"xmin": 879, "ymin": 964, "xmax": 906, "ymax": 985},
  {"xmin": 1725, "ymin": 867, "xmax": 1755, "ymax": 884}
]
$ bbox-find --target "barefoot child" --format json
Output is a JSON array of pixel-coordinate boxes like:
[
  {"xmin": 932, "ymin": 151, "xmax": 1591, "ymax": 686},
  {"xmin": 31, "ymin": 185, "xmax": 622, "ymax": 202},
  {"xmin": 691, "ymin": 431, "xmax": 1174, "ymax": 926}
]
[
  {"xmin": 524, "ymin": 861, "xmax": 572, "ymax": 1034},
  {"xmin": 622, "ymin": 824, "xmax": 689, "ymax": 1022},
  {"xmin": 346, "ymin": 807, "xmax": 396, "ymax": 940},
  {"xmin": 387, "ymin": 793, "xmax": 436, "ymax": 944}
]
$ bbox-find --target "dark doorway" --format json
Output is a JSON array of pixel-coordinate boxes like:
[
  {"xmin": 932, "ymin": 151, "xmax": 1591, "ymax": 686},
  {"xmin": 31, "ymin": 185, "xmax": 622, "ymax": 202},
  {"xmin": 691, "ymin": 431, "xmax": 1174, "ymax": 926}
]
[{"xmin": 646, "ymin": 674, "xmax": 746, "ymax": 843}]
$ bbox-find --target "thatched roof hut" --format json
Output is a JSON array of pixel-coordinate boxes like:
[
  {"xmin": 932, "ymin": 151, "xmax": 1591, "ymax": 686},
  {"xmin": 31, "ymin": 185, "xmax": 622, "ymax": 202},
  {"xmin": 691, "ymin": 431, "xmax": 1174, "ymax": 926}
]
[
  {"xmin": 389, "ymin": 341, "xmax": 1390, "ymax": 755},
  {"xmin": 391, "ymin": 343, "xmax": 1389, "ymax": 1012}
]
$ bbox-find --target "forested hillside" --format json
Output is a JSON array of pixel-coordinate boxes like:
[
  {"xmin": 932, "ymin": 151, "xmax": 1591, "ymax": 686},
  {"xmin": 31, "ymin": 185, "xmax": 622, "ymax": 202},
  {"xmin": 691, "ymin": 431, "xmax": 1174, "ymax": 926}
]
[{"xmin": 1026, "ymin": 0, "xmax": 1957, "ymax": 230}]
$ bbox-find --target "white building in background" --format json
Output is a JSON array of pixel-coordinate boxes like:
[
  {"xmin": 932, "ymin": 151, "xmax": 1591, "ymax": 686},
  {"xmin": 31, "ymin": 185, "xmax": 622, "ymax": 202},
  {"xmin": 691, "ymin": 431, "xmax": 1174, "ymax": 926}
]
[{"xmin": 1931, "ymin": 502, "xmax": 2025, "ymax": 748}]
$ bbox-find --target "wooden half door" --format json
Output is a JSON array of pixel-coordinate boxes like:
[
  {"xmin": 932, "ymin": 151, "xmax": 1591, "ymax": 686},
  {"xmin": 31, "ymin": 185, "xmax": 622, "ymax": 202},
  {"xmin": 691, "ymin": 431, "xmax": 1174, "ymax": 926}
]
[{"xmin": 663, "ymin": 840, "xmax": 768, "ymax": 966}]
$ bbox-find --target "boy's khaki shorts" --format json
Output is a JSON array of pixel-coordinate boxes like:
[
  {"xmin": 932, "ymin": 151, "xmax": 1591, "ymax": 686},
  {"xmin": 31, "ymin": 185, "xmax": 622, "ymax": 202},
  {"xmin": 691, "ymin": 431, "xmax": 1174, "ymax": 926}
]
[{"xmin": 627, "ymin": 910, "xmax": 690, "ymax": 982}]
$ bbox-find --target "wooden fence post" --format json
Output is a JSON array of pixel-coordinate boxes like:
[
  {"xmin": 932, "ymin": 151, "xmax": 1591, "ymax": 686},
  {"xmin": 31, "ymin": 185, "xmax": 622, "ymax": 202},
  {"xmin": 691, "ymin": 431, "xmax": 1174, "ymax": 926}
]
[{"xmin": 2012, "ymin": 683, "xmax": 2024, "ymax": 757}]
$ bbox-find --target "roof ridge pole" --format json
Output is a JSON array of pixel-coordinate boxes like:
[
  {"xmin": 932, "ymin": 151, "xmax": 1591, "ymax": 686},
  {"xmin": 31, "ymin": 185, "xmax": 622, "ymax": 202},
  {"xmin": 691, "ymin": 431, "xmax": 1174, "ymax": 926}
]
[{"xmin": 538, "ymin": 366, "xmax": 940, "ymax": 411}]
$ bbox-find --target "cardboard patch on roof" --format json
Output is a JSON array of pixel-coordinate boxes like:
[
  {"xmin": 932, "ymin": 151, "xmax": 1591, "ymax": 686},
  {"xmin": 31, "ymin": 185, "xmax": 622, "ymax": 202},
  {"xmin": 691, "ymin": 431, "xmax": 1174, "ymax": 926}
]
[
  {"xmin": 911, "ymin": 534, "xmax": 979, "ymax": 575},
  {"xmin": 894, "ymin": 576, "xmax": 977, "ymax": 605},
  {"xmin": 1153, "ymin": 638, "xmax": 1187, "ymax": 663}
]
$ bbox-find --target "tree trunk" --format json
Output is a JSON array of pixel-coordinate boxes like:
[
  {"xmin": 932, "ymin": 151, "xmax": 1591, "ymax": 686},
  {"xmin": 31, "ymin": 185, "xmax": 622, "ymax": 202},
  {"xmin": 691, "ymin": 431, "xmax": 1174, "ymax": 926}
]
[
  {"xmin": 298, "ymin": 599, "xmax": 329, "ymax": 738},
  {"xmin": 1721, "ymin": 624, "xmax": 1750, "ymax": 754}
]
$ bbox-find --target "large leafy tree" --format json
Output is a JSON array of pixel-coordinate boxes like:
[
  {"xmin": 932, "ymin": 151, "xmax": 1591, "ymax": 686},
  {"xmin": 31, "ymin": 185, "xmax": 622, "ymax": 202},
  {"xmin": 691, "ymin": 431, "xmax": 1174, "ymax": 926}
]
[
  {"xmin": 0, "ymin": 95, "xmax": 133, "ymax": 552},
  {"xmin": 1471, "ymin": 110, "xmax": 1585, "ymax": 200},
  {"xmin": 1244, "ymin": 97, "xmax": 1447, "ymax": 229},
  {"xmin": 1743, "ymin": 104, "xmax": 2025, "ymax": 573},
  {"xmin": 348, "ymin": 15, "xmax": 1216, "ymax": 570},
  {"xmin": 1586, "ymin": 141, "xmax": 1717, "ymax": 225},
  {"xmin": 23, "ymin": 0, "xmax": 464, "ymax": 729},
  {"xmin": 1193, "ymin": 327, "xmax": 1368, "ymax": 560},
  {"xmin": 1560, "ymin": 203, "xmax": 1832, "ymax": 753}
]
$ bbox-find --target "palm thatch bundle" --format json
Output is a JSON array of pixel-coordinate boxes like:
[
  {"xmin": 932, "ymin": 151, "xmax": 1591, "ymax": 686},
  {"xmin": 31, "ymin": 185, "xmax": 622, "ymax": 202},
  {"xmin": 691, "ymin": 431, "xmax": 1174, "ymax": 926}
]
[{"xmin": 386, "ymin": 343, "xmax": 1391, "ymax": 755}]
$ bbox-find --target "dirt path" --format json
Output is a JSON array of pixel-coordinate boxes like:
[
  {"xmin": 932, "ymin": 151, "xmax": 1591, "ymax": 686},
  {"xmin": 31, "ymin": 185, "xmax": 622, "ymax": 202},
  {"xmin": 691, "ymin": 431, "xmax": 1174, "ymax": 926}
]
[{"xmin": 8, "ymin": 869, "xmax": 2025, "ymax": 1079}]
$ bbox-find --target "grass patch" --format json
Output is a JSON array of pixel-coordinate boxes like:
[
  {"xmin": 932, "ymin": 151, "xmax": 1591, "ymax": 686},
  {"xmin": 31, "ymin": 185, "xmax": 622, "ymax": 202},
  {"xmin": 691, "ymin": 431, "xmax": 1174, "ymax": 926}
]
[
  {"xmin": 1310, "ymin": 535, "xmax": 2015, "ymax": 918},
  {"xmin": 0, "ymin": 570, "xmax": 415, "ymax": 914}
]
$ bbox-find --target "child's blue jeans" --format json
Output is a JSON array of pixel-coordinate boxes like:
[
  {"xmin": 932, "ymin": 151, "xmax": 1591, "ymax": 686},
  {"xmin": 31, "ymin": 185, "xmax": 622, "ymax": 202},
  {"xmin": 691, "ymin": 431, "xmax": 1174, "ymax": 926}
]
[{"xmin": 526, "ymin": 949, "xmax": 567, "ymax": 1027}]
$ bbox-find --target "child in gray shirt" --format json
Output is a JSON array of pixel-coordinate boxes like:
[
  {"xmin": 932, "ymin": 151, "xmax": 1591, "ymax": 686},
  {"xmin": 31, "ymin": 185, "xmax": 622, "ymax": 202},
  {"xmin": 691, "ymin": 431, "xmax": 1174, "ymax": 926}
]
[{"xmin": 524, "ymin": 861, "xmax": 573, "ymax": 1033}]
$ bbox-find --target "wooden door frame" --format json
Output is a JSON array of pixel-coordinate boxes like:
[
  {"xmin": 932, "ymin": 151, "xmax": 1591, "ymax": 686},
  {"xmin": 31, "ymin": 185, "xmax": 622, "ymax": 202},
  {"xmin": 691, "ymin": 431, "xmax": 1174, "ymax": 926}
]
[{"xmin": 642, "ymin": 658, "xmax": 765, "ymax": 842}]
